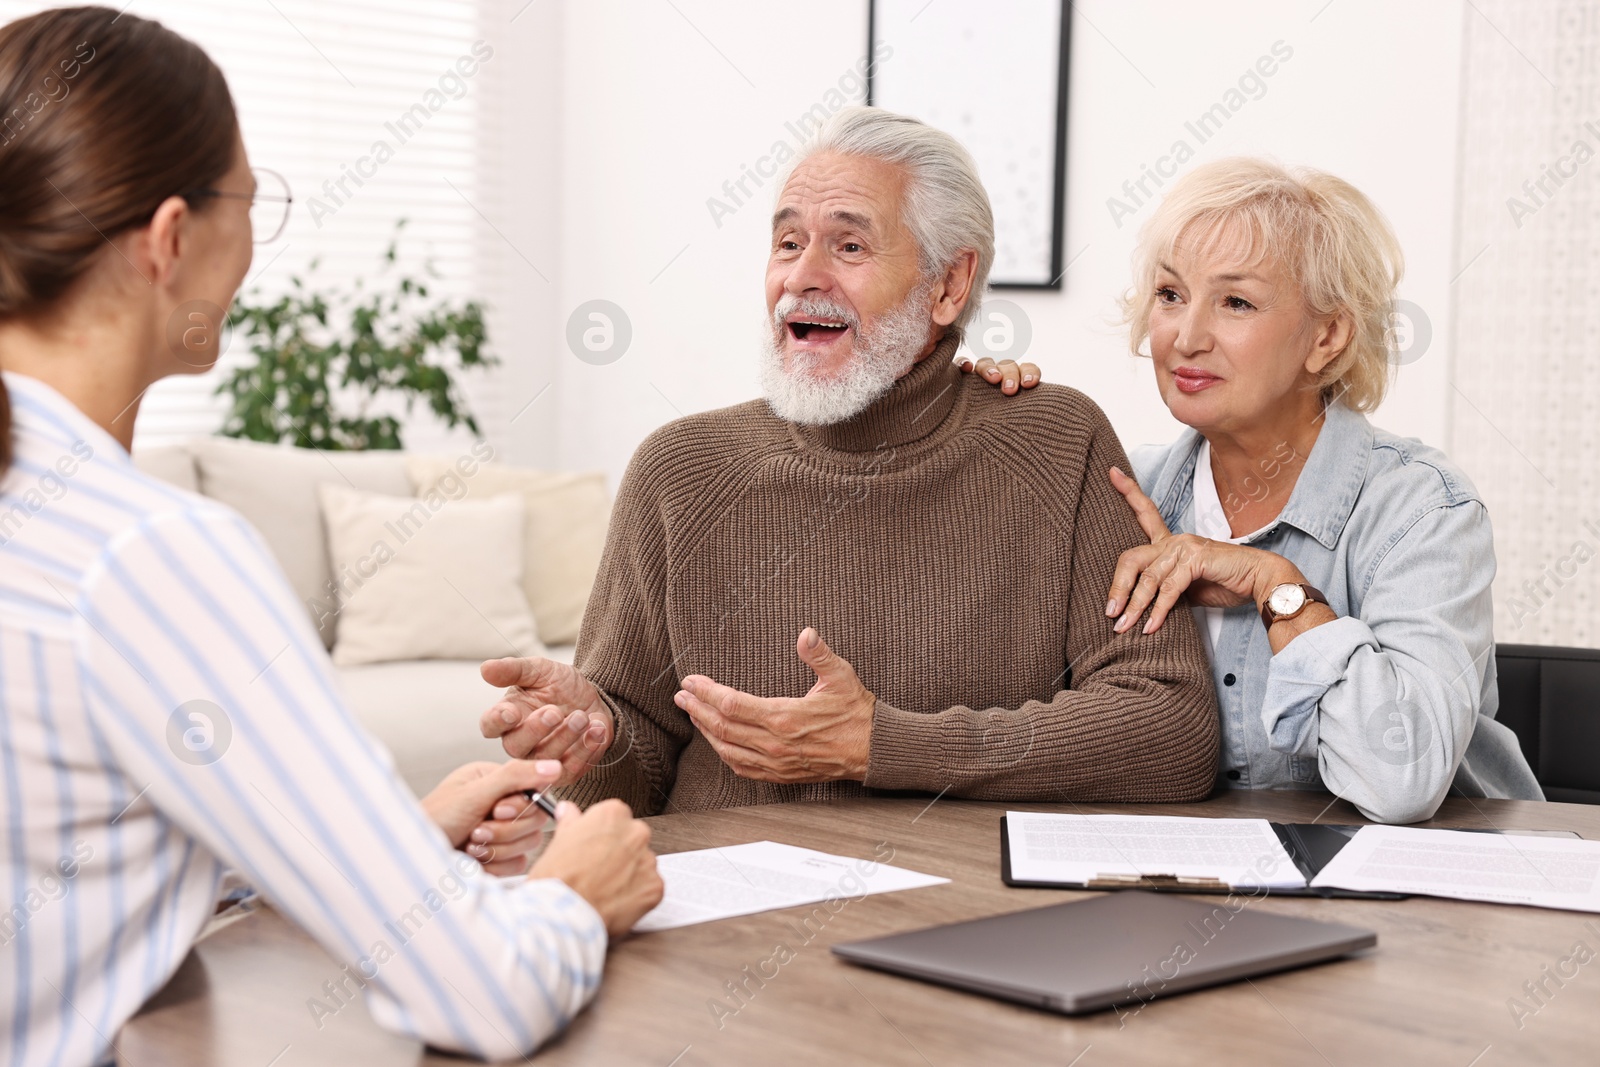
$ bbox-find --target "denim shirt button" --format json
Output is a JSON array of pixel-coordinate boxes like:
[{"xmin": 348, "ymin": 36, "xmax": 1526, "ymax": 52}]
[
  {"xmin": 1223, "ymin": 673, "xmax": 1237, "ymax": 687},
  {"xmin": 1226, "ymin": 770, "xmax": 1241, "ymax": 781}
]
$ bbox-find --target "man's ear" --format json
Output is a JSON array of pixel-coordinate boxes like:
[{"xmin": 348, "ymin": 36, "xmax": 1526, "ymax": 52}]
[
  {"xmin": 1304, "ymin": 312, "xmax": 1353, "ymax": 375},
  {"xmin": 930, "ymin": 248, "xmax": 978, "ymax": 328}
]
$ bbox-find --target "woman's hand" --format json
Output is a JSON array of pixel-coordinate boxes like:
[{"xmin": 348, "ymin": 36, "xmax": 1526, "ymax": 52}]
[
  {"xmin": 421, "ymin": 758, "xmax": 563, "ymax": 877},
  {"xmin": 529, "ymin": 799, "xmax": 664, "ymax": 939},
  {"xmin": 958, "ymin": 356, "xmax": 1040, "ymax": 395},
  {"xmin": 1105, "ymin": 466, "xmax": 1305, "ymax": 634}
]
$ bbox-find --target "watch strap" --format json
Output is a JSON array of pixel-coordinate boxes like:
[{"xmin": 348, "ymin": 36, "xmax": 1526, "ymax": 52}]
[{"xmin": 1260, "ymin": 583, "xmax": 1328, "ymax": 627}]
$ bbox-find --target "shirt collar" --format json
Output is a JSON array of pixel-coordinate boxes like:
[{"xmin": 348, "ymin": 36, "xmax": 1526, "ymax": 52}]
[
  {"xmin": 1150, "ymin": 427, "xmax": 1203, "ymax": 529},
  {"xmin": 1150, "ymin": 400, "xmax": 1372, "ymax": 550},
  {"xmin": 2, "ymin": 370, "xmax": 133, "ymax": 465},
  {"xmin": 1273, "ymin": 401, "xmax": 1372, "ymax": 549}
]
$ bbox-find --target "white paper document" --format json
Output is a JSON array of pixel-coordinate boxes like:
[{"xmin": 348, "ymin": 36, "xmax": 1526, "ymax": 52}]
[
  {"xmin": 1005, "ymin": 812, "xmax": 1306, "ymax": 889},
  {"xmin": 633, "ymin": 841, "xmax": 949, "ymax": 932},
  {"xmin": 1311, "ymin": 825, "xmax": 1600, "ymax": 912}
]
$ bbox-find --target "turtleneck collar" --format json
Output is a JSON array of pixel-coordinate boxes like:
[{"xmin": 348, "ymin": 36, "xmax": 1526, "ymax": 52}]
[{"xmin": 788, "ymin": 331, "xmax": 966, "ymax": 455}]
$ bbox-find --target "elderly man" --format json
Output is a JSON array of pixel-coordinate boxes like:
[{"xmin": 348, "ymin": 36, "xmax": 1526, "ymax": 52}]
[{"xmin": 480, "ymin": 107, "xmax": 1219, "ymax": 814}]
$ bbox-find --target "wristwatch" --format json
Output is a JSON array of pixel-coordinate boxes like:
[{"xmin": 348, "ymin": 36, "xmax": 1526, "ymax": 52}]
[{"xmin": 1259, "ymin": 583, "xmax": 1328, "ymax": 628}]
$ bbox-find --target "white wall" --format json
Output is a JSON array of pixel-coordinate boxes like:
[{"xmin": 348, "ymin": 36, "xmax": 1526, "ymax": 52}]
[
  {"xmin": 549, "ymin": 0, "xmax": 874, "ymax": 481},
  {"xmin": 516, "ymin": 0, "xmax": 1466, "ymax": 487},
  {"xmin": 1448, "ymin": 0, "xmax": 1600, "ymax": 647},
  {"xmin": 493, "ymin": 0, "xmax": 566, "ymax": 465}
]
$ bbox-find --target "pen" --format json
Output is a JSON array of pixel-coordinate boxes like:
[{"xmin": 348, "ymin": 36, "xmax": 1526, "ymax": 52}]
[{"xmin": 522, "ymin": 790, "xmax": 561, "ymax": 820}]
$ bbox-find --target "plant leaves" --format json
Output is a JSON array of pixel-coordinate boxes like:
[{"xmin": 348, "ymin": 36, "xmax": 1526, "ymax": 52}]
[{"xmin": 216, "ymin": 220, "xmax": 499, "ymax": 451}]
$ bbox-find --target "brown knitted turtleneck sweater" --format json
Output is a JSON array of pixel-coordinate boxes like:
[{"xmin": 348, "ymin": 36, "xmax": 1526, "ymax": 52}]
[{"xmin": 569, "ymin": 332, "xmax": 1219, "ymax": 815}]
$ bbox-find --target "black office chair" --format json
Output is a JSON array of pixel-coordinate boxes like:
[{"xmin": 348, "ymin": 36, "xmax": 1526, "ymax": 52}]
[{"xmin": 1495, "ymin": 643, "xmax": 1600, "ymax": 804}]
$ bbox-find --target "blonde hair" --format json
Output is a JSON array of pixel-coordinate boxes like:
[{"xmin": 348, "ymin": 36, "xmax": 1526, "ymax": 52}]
[{"xmin": 1120, "ymin": 158, "xmax": 1404, "ymax": 413}]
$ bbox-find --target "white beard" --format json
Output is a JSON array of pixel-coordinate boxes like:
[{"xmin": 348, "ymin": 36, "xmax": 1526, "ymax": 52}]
[{"xmin": 759, "ymin": 281, "xmax": 936, "ymax": 426}]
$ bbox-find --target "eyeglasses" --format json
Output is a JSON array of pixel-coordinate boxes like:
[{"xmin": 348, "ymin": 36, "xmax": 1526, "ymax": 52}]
[{"xmin": 184, "ymin": 167, "xmax": 293, "ymax": 244}]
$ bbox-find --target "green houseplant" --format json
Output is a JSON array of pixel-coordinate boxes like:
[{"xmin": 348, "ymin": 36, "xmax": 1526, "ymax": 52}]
[{"xmin": 217, "ymin": 223, "xmax": 497, "ymax": 450}]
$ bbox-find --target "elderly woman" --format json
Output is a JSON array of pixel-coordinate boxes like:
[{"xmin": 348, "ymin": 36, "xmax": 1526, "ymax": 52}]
[{"xmin": 968, "ymin": 158, "xmax": 1540, "ymax": 823}]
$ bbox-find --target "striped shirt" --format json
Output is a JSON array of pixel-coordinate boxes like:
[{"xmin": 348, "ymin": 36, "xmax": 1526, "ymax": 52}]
[{"xmin": 0, "ymin": 371, "xmax": 606, "ymax": 1066}]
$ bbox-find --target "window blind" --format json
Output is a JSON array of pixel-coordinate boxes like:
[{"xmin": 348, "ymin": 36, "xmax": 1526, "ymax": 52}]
[{"xmin": 0, "ymin": 0, "xmax": 510, "ymax": 453}]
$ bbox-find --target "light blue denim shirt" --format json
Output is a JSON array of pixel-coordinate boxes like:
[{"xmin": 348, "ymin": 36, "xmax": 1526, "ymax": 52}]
[{"xmin": 1132, "ymin": 401, "xmax": 1543, "ymax": 824}]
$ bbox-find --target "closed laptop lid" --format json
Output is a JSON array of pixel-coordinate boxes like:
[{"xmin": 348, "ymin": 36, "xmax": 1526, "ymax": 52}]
[{"xmin": 832, "ymin": 890, "xmax": 1376, "ymax": 1014}]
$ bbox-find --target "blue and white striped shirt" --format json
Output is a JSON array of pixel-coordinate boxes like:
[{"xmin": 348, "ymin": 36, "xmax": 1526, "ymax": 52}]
[{"xmin": 0, "ymin": 371, "xmax": 606, "ymax": 1066}]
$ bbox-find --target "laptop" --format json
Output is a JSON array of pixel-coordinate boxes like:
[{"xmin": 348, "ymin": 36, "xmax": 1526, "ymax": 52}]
[{"xmin": 831, "ymin": 890, "xmax": 1375, "ymax": 1014}]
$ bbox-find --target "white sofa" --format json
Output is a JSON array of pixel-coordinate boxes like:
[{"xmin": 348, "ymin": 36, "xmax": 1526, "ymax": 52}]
[{"xmin": 132, "ymin": 437, "xmax": 604, "ymax": 797}]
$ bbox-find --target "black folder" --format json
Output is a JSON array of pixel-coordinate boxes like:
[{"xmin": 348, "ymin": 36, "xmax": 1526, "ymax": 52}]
[{"xmin": 999, "ymin": 816, "xmax": 1408, "ymax": 899}]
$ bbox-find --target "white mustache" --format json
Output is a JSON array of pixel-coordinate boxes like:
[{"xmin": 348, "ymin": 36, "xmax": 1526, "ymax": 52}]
[{"xmin": 772, "ymin": 294, "xmax": 860, "ymax": 332}]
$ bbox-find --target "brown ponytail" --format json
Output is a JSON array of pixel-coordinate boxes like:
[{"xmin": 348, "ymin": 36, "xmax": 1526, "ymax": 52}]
[{"xmin": 0, "ymin": 5, "xmax": 239, "ymax": 475}]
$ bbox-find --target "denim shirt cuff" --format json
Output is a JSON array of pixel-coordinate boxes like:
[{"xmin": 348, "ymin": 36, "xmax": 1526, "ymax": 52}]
[{"xmin": 1261, "ymin": 616, "xmax": 1378, "ymax": 757}]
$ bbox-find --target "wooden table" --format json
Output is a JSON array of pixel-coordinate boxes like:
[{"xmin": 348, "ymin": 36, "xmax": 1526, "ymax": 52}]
[{"xmin": 120, "ymin": 791, "xmax": 1600, "ymax": 1066}]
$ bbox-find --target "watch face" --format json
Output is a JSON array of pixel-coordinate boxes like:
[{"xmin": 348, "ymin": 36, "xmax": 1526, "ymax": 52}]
[{"xmin": 1269, "ymin": 584, "xmax": 1307, "ymax": 616}]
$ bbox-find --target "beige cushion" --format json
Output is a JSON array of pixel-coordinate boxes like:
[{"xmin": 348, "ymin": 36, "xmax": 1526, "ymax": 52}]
[
  {"xmin": 338, "ymin": 646, "xmax": 575, "ymax": 797},
  {"xmin": 192, "ymin": 437, "xmax": 411, "ymax": 648},
  {"xmin": 318, "ymin": 483, "xmax": 543, "ymax": 667},
  {"xmin": 131, "ymin": 444, "xmax": 200, "ymax": 494},
  {"xmin": 337, "ymin": 660, "xmax": 511, "ymax": 797},
  {"xmin": 407, "ymin": 458, "xmax": 610, "ymax": 644}
]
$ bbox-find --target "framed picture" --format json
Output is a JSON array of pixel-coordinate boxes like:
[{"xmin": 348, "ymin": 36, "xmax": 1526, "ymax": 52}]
[{"xmin": 867, "ymin": 0, "xmax": 1071, "ymax": 289}]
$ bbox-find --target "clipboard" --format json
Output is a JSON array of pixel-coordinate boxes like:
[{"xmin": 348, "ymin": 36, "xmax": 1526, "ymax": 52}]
[
  {"xmin": 999, "ymin": 817, "xmax": 1584, "ymax": 900},
  {"xmin": 999, "ymin": 816, "xmax": 1408, "ymax": 899}
]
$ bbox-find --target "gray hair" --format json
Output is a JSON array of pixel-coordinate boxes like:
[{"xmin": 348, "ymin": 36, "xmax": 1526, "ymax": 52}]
[{"xmin": 783, "ymin": 106, "xmax": 994, "ymax": 331}]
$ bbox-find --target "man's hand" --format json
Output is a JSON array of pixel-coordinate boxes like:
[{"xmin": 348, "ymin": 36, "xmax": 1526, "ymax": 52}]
[
  {"xmin": 420, "ymin": 758, "xmax": 562, "ymax": 877},
  {"xmin": 530, "ymin": 799, "xmax": 664, "ymax": 939},
  {"xmin": 674, "ymin": 628, "xmax": 875, "ymax": 784},
  {"xmin": 479, "ymin": 657, "xmax": 614, "ymax": 785}
]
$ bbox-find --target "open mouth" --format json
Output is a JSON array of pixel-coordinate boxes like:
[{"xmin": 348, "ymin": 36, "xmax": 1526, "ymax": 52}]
[{"xmin": 787, "ymin": 319, "xmax": 851, "ymax": 343}]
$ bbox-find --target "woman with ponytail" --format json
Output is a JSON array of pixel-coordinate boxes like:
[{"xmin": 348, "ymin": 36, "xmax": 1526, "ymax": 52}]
[{"xmin": 0, "ymin": 9, "xmax": 659, "ymax": 1064}]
